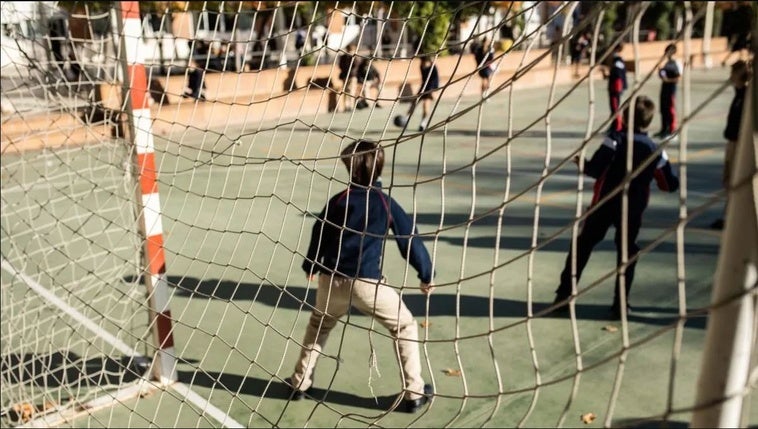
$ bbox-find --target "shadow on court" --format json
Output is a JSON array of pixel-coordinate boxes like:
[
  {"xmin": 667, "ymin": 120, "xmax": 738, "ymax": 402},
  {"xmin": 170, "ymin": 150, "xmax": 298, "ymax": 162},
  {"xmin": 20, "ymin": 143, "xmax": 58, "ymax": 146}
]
[
  {"xmin": 177, "ymin": 370, "xmax": 403, "ymax": 411},
  {"xmin": 164, "ymin": 276, "xmax": 706, "ymax": 329}
]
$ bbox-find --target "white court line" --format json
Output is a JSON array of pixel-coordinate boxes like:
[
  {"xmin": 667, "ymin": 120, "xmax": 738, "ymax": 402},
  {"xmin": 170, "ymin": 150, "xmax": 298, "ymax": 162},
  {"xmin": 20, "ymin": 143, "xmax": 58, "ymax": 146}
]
[
  {"xmin": 1, "ymin": 258, "xmax": 242, "ymax": 429},
  {"xmin": 1, "ymin": 259, "xmax": 140, "ymax": 357},
  {"xmin": 172, "ymin": 382, "xmax": 245, "ymax": 428}
]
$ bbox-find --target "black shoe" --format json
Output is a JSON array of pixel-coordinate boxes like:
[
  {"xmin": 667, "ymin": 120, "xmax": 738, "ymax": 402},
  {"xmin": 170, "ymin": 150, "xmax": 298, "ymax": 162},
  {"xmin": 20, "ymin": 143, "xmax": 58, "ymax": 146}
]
[
  {"xmin": 402, "ymin": 384, "xmax": 433, "ymax": 413},
  {"xmin": 710, "ymin": 218, "xmax": 724, "ymax": 230},
  {"xmin": 284, "ymin": 377, "xmax": 311, "ymax": 401}
]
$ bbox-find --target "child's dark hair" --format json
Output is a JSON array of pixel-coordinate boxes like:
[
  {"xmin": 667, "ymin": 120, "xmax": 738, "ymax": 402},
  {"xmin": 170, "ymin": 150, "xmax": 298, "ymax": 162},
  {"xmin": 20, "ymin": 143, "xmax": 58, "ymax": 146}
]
[
  {"xmin": 665, "ymin": 43, "xmax": 677, "ymax": 56},
  {"xmin": 623, "ymin": 96, "xmax": 656, "ymax": 131},
  {"xmin": 341, "ymin": 140, "xmax": 384, "ymax": 186}
]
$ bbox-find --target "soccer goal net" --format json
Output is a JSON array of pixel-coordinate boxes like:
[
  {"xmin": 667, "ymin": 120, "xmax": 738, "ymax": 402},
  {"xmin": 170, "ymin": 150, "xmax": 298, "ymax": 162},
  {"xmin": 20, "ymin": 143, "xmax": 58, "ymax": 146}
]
[{"xmin": 1, "ymin": 1, "xmax": 755, "ymax": 427}]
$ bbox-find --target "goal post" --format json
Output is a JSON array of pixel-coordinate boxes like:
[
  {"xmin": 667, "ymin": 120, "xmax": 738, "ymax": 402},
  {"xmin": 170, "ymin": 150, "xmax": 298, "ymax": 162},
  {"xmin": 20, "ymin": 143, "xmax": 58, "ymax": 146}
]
[{"xmin": 116, "ymin": 0, "xmax": 177, "ymax": 387}]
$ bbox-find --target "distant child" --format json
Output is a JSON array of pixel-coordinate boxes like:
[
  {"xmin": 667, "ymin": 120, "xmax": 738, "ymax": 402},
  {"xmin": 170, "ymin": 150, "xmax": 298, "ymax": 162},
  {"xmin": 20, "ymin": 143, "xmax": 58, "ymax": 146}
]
[
  {"xmin": 356, "ymin": 57, "xmax": 383, "ymax": 109},
  {"xmin": 287, "ymin": 140, "xmax": 435, "ymax": 413},
  {"xmin": 474, "ymin": 37, "xmax": 495, "ymax": 98},
  {"xmin": 656, "ymin": 43, "xmax": 682, "ymax": 139},
  {"xmin": 602, "ymin": 43, "xmax": 627, "ymax": 132},
  {"xmin": 338, "ymin": 44, "xmax": 358, "ymax": 112},
  {"xmin": 571, "ymin": 31, "xmax": 591, "ymax": 78},
  {"xmin": 411, "ymin": 56, "xmax": 439, "ymax": 131},
  {"xmin": 710, "ymin": 60, "xmax": 751, "ymax": 230},
  {"xmin": 553, "ymin": 96, "xmax": 680, "ymax": 319}
]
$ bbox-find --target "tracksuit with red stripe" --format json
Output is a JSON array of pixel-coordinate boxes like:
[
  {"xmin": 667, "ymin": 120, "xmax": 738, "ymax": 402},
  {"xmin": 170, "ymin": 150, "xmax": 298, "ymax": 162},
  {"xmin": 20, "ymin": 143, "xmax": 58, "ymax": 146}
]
[
  {"xmin": 608, "ymin": 54, "xmax": 628, "ymax": 132},
  {"xmin": 659, "ymin": 59, "xmax": 681, "ymax": 134},
  {"xmin": 555, "ymin": 129, "xmax": 680, "ymax": 310}
]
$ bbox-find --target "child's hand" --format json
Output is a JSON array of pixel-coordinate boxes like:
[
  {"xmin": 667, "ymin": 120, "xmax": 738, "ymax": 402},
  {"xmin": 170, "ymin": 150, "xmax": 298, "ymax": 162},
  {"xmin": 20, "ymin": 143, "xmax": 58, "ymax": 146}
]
[
  {"xmin": 307, "ymin": 274, "xmax": 316, "ymax": 282},
  {"xmin": 420, "ymin": 282, "xmax": 435, "ymax": 295},
  {"xmin": 572, "ymin": 155, "xmax": 581, "ymax": 166}
]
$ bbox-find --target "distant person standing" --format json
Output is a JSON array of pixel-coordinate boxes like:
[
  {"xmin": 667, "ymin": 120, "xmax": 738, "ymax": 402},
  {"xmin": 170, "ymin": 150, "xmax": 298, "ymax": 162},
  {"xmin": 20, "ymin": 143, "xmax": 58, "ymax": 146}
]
[
  {"xmin": 602, "ymin": 43, "xmax": 627, "ymax": 132},
  {"xmin": 655, "ymin": 44, "xmax": 682, "ymax": 140},
  {"xmin": 473, "ymin": 37, "xmax": 495, "ymax": 98},
  {"xmin": 183, "ymin": 59, "xmax": 206, "ymax": 101},
  {"xmin": 710, "ymin": 60, "xmax": 751, "ymax": 230},
  {"xmin": 337, "ymin": 44, "xmax": 358, "ymax": 112}
]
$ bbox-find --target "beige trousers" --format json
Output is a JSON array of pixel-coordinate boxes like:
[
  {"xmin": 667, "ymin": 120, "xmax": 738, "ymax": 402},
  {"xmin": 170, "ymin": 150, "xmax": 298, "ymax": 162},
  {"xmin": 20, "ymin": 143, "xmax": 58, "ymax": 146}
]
[{"xmin": 290, "ymin": 274, "xmax": 425, "ymax": 400}]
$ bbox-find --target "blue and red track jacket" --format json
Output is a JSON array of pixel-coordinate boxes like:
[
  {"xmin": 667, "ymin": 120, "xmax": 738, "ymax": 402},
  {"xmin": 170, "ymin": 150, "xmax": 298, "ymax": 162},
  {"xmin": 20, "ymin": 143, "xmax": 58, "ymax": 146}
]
[
  {"xmin": 302, "ymin": 181, "xmax": 433, "ymax": 283},
  {"xmin": 583, "ymin": 129, "xmax": 680, "ymax": 211},
  {"xmin": 608, "ymin": 54, "xmax": 628, "ymax": 95}
]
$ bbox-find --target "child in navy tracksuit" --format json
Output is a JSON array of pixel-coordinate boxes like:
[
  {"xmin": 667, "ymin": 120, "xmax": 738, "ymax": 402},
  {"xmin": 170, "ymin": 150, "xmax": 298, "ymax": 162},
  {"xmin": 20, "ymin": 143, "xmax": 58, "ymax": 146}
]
[
  {"xmin": 604, "ymin": 43, "xmax": 628, "ymax": 132},
  {"xmin": 288, "ymin": 140, "xmax": 434, "ymax": 413},
  {"xmin": 553, "ymin": 96, "xmax": 680, "ymax": 319},
  {"xmin": 656, "ymin": 44, "xmax": 682, "ymax": 139},
  {"xmin": 710, "ymin": 60, "xmax": 751, "ymax": 230}
]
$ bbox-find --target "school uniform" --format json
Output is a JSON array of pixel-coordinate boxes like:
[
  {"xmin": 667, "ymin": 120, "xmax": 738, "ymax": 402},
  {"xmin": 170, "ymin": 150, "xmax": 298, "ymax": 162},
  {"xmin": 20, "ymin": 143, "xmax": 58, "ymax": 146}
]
[
  {"xmin": 419, "ymin": 63, "xmax": 439, "ymax": 100},
  {"xmin": 555, "ymin": 129, "xmax": 679, "ymax": 312},
  {"xmin": 294, "ymin": 181, "xmax": 433, "ymax": 400},
  {"xmin": 659, "ymin": 59, "xmax": 682, "ymax": 134}
]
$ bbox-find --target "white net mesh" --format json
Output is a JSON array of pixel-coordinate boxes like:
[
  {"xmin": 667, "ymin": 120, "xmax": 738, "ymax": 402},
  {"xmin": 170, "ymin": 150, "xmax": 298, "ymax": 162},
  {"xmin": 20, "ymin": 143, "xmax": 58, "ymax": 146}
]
[{"xmin": 2, "ymin": 1, "xmax": 756, "ymax": 427}]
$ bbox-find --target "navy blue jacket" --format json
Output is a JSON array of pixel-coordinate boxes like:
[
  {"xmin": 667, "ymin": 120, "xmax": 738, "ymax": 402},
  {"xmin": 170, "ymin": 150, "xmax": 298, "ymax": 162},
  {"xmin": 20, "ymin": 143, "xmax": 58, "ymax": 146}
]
[
  {"xmin": 660, "ymin": 59, "xmax": 681, "ymax": 95},
  {"xmin": 583, "ymin": 129, "xmax": 680, "ymax": 213},
  {"xmin": 302, "ymin": 182, "xmax": 433, "ymax": 283},
  {"xmin": 724, "ymin": 86, "xmax": 746, "ymax": 141}
]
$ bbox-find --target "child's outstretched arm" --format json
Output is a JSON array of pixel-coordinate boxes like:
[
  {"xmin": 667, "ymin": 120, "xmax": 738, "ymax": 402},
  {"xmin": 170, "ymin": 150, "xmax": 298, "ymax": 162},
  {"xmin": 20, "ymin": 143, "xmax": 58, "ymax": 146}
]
[
  {"xmin": 653, "ymin": 150, "xmax": 680, "ymax": 192},
  {"xmin": 580, "ymin": 135, "xmax": 618, "ymax": 179},
  {"xmin": 388, "ymin": 198, "xmax": 434, "ymax": 288}
]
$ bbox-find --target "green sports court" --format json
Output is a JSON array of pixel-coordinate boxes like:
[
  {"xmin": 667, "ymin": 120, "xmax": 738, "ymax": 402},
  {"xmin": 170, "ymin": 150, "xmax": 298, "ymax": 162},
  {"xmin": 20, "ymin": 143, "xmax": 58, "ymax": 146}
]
[{"xmin": 3, "ymin": 57, "xmax": 754, "ymax": 427}]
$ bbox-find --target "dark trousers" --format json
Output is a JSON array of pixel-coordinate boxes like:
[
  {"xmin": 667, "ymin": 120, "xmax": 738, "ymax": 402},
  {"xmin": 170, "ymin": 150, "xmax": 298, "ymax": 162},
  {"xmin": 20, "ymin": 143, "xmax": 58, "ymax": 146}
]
[
  {"xmin": 660, "ymin": 90, "xmax": 676, "ymax": 133},
  {"xmin": 556, "ymin": 201, "xmax": 643, "ymax": 308}
]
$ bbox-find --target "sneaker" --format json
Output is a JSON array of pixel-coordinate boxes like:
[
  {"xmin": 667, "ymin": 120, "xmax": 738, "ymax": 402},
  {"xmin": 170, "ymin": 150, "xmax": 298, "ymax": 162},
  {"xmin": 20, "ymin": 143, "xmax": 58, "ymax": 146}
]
[
  {"xmin": 418, "ymin": 125, "xmax": 426, "ymax": 132},
  {"xmin": 402, "ymin": 384, "xmax": 434, "ymax": 413},
  {"xmin": 284, "ymin": 377, "xmax": 312, "ymax": 401}
]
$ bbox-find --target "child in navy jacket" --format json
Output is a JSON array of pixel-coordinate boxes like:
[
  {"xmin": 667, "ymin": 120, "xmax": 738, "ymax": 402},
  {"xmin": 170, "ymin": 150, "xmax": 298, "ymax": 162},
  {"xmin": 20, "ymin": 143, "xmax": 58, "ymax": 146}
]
[
  {"xmin": 603, "ymin": 43, "xmax": 628, "ymax": 132},
  {"xmin": 289, "ymin": 140, "xmax": 434, "ymax": 413},
  {"xmin": 554, "ymin": 96, "xmax": 680, "ymax": 319}
]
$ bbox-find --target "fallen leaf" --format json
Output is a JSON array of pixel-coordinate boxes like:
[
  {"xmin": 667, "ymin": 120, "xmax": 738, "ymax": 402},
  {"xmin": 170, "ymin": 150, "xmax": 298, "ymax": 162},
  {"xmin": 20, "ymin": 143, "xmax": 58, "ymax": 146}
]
[
  {"xmin": 581, "ymin": 412, "xmax": 597, "ymax": 424},
  {"xmin": 420, "ymin": 320, "xmax": 432, "ymax": 328},
  {"xmin": 603, "ymin": 325, "xmax": 618, "ymax": 333},
  {"xmin": 442, "ymin": 368, "xmax": 462, "ymax": 376}
]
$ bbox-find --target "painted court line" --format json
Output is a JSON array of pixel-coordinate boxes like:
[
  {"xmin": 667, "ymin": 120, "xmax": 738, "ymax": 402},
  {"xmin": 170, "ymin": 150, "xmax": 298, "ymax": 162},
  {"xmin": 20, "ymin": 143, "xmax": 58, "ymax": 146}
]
[{"xmin": 1, "ymin": 258, "xmax": 242, "ymax": 429}]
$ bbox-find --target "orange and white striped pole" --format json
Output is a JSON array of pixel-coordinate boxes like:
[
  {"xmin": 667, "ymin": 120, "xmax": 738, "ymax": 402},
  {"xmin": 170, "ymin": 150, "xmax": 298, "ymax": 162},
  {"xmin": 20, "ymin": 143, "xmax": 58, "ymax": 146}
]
[{"xmin": 120, "ymin": 1, "xmax": 177, "ymax": 385}]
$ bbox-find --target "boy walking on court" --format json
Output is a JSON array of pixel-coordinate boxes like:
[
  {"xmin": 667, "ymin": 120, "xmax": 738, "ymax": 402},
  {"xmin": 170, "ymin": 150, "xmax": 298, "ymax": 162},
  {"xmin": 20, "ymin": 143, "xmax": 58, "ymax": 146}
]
[
  {"xmin": 287, "ymin": 140, "xmax": 435, "ymax": 413},
  {"xmin": 656, "ymin": 44, "xmax": 682, "ymax": 139},
  {"xmin": 603, "ymin": 43, "xmax": 627, "ymax": 132},
  {"xmin": 553, "ymin": 96, "xmax": 680, "ymax": 319}
]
